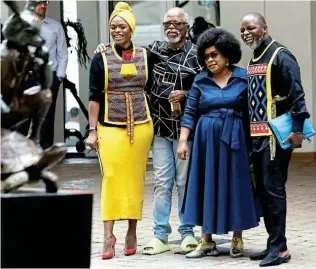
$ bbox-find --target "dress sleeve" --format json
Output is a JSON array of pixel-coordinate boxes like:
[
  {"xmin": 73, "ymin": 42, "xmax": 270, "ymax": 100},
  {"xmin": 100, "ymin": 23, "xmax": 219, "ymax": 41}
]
[
  {"xmin": 89, "ymin": 53, "xmax": 105, "ymax": 102},
  {"xmin": 276, "ymin": 50, "xmax": 310, "ymax": 132},
  {"xmin": 240, "ymin": 88, "xmax": 251, "ymax": 152},
  {"xmin": 180, "ymin": 79, "xmax": 201, "ymax": 131}
]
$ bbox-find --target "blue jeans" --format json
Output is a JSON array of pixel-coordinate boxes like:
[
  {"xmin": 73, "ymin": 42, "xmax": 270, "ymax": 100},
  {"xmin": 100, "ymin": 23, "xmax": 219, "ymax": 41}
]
[{"xmin": 152, "ymin": 135, "xmax": 194, "ymax": 242}]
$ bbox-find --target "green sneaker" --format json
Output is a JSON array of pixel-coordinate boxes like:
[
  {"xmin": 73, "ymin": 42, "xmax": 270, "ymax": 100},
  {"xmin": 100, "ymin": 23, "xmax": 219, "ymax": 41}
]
[{"xmin": 186, "ymin": 239, "xmax": 220, "ymax": 259}]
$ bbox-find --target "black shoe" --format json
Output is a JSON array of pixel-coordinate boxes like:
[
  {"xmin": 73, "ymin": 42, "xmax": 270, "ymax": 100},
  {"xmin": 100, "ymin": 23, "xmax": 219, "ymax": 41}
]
[
  {"xmin": 249, "ymin": 249, "xmax": 269, "ymax": 260},
  {"xmin": 259, "ymin": 253, "xmax": 291, "ymax": 267}
]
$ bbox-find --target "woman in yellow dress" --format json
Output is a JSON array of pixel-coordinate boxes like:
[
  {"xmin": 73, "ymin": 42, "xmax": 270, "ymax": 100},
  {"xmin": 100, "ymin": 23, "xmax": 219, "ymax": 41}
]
[{"xmin": 86, "ymin": 2, "xmax": 153, "ymax": 260}]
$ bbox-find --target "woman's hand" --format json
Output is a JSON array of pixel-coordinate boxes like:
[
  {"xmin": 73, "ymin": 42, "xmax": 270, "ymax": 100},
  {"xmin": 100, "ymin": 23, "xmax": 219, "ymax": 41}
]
[
  {"xmin": 86, "ymin": 131, "xmax": 98, "ymax": 151},
  {"xmin": 94, "ymin": 43, "xmax": 108, "ymax": 54},
  {"xmin": 177, "ymin": 140, "xmax": 189, "ymax": 160}
]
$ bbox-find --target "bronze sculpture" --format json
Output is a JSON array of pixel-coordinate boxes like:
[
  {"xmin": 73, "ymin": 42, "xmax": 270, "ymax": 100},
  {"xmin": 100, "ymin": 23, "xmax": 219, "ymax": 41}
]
[{"xmin": 1, "ymin": 1, "xmax": 66, "ymax": 193}]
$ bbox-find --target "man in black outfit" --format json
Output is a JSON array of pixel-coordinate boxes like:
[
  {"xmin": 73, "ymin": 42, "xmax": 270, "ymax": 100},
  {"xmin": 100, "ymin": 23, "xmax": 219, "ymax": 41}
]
[{"xmin": 240, "ymin": 12, "xmax": 310, "ymax": 267}]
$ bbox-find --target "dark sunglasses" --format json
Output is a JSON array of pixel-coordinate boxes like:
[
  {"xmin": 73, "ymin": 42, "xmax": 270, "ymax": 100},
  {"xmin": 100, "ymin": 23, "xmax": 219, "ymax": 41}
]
[
  {"xmin": 204, "ymin": 51, "xmax": 219, "ymax": 61},
  {"xmin": 163, "ymin": 21, "xmax": 187, "ymax": 28}
]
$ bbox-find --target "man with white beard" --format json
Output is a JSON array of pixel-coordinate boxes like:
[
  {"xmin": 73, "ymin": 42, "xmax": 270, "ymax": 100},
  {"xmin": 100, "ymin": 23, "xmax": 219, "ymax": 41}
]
[
  {"xmin": 94, "ymin": 7, "xmax": 202, "ymax": 255},
  {"xmin": 240, "ymin": 13, "xmax": 310, "ymax": 267},
  {"xmin": 143, "ymin": 7, "xmax": 202, "ymax": 255}
]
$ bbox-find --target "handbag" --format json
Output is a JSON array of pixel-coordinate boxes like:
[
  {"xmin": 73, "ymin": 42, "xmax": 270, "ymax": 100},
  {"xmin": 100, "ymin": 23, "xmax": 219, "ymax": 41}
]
[{"xmin": 268, "ymin": 112, "xmax": 315, "ymax": 150}]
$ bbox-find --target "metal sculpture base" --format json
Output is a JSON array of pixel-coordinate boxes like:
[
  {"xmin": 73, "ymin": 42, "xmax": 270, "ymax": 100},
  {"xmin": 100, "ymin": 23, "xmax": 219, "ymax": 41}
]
[{"xmin": 1, "ymin": 188, "xmax": 93, "ymax": 268}]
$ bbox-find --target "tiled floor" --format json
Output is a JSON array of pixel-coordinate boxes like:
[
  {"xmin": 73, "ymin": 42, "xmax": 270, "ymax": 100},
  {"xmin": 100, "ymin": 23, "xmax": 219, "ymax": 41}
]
[{"xmin": 51, "ymin": 159, "xmax": 316, "ymax": 268}]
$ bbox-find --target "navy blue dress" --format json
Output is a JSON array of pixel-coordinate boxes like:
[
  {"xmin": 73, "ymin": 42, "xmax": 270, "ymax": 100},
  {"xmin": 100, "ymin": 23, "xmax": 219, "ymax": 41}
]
[{"xmin": 181, "ymin": 66, "xmax": 259, "ymax": 234}]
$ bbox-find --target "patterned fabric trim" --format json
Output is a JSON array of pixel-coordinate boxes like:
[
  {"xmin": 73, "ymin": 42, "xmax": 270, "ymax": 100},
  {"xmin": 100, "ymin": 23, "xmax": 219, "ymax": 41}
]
[
  {"xmin": 251, "ymin": 40, "xmax": 275, "ymax": 62},
  {"xmin": 246, "ymin": 40, "xmax": 276, "ymax": 137},
  {"xmin": 248, "ymin": 45, "xmax": 285, "ymax": 138},
  {"xmin": 250, "ymin": 122, "xmax": 270, "ymax": 136},
  {"xmin": 101, "ymin": 45, "xmax": 150, "ymax": 143},
  {"xmin": 248, "ymin": 68, "xmax": 268, "ymax": 134},
  {"xmin": 248, "ymin": 46, "xmax": 288, "ymax": 160}
]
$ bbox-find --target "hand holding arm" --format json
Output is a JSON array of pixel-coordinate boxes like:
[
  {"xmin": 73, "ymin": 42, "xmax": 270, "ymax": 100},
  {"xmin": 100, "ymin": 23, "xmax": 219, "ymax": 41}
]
[{"xmin": 94, "ymin": 43, "xmax": 109, "ymax": 54}]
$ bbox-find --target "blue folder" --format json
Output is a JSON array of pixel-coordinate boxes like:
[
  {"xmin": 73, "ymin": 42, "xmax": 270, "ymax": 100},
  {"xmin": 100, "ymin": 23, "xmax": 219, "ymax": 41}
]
[{"xmin": 268, "ymin": 112, "xmax": 315, "ymax": 150}]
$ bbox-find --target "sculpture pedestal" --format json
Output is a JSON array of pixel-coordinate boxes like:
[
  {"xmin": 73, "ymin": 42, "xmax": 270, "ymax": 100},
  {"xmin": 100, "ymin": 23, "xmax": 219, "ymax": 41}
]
[{"xmin": 1, "ymin": 188, "xmax": 93, "ymax": 268}]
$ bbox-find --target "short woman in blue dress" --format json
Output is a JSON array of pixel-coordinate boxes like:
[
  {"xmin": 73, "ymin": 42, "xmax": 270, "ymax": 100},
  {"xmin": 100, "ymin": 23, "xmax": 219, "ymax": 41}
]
[{"xmin": 177, "ymin": 28, "xmax": 259, "ymax": 258}]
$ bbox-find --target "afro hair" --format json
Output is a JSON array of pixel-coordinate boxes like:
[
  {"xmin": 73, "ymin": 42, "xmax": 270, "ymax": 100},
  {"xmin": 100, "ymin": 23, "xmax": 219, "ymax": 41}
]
[{"xmin": 196, "ymin": 28, "xmax": 242, "ymax": 66}]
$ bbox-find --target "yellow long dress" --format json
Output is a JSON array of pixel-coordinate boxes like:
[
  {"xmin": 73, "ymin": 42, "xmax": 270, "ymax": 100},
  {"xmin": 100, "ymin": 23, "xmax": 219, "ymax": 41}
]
[
  {"xmin": 98, "ymin": 122, "xmax": 153, "ymax": 220},
  {"xmin": 97, "ymin": 44, "xmax": 153, "ymax": 220}
]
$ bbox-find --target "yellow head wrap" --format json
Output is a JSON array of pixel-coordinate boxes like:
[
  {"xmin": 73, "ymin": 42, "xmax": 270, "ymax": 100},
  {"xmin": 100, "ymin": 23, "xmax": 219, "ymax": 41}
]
[
  {"xmin": 109, "ymin": 2, "xmax": 137, "ymax": 77},
  {"xmin": 109, "ymin": 2, "xmax": 136, "ymax": 34}
]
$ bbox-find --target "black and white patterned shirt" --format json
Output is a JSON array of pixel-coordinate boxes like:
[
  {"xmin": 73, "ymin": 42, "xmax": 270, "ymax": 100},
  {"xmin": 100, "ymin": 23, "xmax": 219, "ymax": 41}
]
[{"xmin": 148, "ymin": 40, "xmax": 202, "ymax": 139}]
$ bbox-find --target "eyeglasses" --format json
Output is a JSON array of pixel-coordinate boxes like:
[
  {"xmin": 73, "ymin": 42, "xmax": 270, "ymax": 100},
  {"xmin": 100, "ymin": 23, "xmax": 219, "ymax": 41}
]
[
  {"xmin": 204, "ymin": 51, "xmax": 219, "ymax": 61},
  {"xmin": 163, "ymin": 21, "xmax": 187, "ymax": 28}
]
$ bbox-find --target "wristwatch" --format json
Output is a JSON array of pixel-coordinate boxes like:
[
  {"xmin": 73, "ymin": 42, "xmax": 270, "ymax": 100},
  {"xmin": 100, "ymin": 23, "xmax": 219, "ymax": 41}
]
[{"xmin": 89, "ymin": 126, "xmax": 97, "ymax": 132}]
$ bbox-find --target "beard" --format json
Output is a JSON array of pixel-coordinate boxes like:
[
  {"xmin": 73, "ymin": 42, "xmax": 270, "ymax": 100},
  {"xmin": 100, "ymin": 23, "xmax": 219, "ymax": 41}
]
[
  {"xmin": 245, "ymin": 36, "xmax": 264, "ymax": 50},
  {"xmin": 35, "ymin": 8, "xmax": 46, "ymax": 18},
  {"xmin": 164, "ymin": 29, "xmax": 181, "ymax": 44}
]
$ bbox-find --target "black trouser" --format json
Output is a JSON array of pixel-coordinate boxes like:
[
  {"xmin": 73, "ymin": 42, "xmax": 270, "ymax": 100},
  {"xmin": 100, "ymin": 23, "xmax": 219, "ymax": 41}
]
[
  {"xmin": 40, "ymin": 72, "xmax": 61, "ymax": 149},
  {"xmin": 252, "ymin": 145, "xmax": 292, "ymax": 253}
]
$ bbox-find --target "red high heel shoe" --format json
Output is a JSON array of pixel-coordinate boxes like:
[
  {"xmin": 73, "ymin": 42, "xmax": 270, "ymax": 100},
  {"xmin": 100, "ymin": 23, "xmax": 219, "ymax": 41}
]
[
  {"xmin": 102, "ymin": 235, "xmax": 116, "ymax": 260},
  {"xmin": 124, "ymin": 235, "xmax": 137, "ymax": 256}
]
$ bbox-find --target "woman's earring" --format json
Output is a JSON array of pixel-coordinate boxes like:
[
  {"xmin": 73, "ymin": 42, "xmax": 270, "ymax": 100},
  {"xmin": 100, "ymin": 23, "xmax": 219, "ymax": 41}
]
[{"xmin": 226, "ymin": 62, "xmax": 229, "ymax": 66}]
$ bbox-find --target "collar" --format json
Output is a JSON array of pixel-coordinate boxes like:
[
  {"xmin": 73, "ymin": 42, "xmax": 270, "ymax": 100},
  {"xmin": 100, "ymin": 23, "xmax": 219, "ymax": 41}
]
[
  {"xmin": 196, "ymin": 65, "xmax": 247, "ymax": 82},
  {"xmin": 253, "ymin": 36, "xmax": 273, "ymax": 57},
  {"xmin": 161, "ymin": 40, "xmax": 192, "ymax": 53},
  {"xmin": 114, "ymin": 42, "xmax": 134, "ymax": 57},
  {"xmin": 114, "ymin": 42, "xmax": 133, "ymax": 51},
  {"xmin": 41, "ymin": 16, "xmax": 50, "ymax": 24}
]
